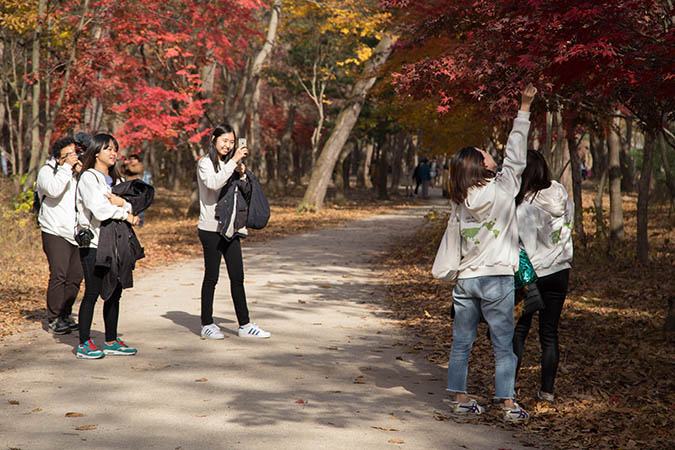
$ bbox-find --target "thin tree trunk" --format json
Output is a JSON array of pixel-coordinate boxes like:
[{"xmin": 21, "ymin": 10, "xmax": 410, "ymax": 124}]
[
  {"xmin": 594, "ymin": 165, "xmax": 608, "ymax": 236},
  {"xmin": 607, "ymin": 115, "xmax": 625, "ymax": 242},
  {"xmin": 377, "ymin": 139, "xmax": 389, "ymax": 200},
  {"xmin": 567, "ymin": 132, "xmax": 584, "ymax": 243},
  {"xmin": 362, "ymin": 140, "xmax": 374, "ymax": 189},
  {"xmin": 333, "ymin": 142, "xmax": 353, "ymax": 203},
  {"xmin": 637, "ymin": 132, "xmax": 656, "ymax": 262},
  {"xmin": 299, "ymin": 33, "xmax": 397, "ymax": 211},
  {"xmin": 230, "ymin": 0, "xmax": 281, "ymax": 133},
  {"xmin": 389, "ymin": 133, "xmax": 405, "ymax": 195},
  {"xmin": 620, "ymin": 117, "xmax": 637, "ymax": 192},
  {"xmin": 26, "ymin": 0, "xmax": 47, "ymax": 189},
  {"xmin": 658, "ymin": 132, "xmax": 675, "ymax": 206}
]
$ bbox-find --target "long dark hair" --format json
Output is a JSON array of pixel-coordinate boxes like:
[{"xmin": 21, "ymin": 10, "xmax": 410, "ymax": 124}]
[
  {"xmin": 208, "ymin": 123, "xmax": 237, "ymax": 172},
  {"xmin": 516, "ymin": 150, "xmax": 552, "ymax": 205},
  {"xmin": 79, "ymin": 133, "xmax": 122, "ymax": 184},
  {"xmin": 448, "ymin": 146, "xmax": 495, "ymax": 204}
]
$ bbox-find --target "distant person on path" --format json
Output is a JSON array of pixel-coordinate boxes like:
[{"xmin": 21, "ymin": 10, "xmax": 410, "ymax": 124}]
[
  {"xmin": 412, "ymin": 161, "xmax": 422, "ymax": 195},
  {"xmin": 75, "ymin": 133, "xmax": 141, "ymax": 359},
  {"xmin": 512, "ymin": 150, "xmax": 573, "ymax": 404},
  {"xmin": 196, "ymin": 123, "xmax": 270, "ymax": 340},
  {"xmin": 419, "ymin": 158, "xmax": 431, "ymax": 199},
  {"xmin": 445, "ymin": 83, "xmax": 537, "ymax": 423},
  {"xmin": 36, "ymin": 137, "xmax": 83, "ymax": 335}
]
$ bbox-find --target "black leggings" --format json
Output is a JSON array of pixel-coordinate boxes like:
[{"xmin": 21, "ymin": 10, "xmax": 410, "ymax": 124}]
[
  {"xmin": 78, "ymin": 248, "xmax": 122, "ymax": 345},
  {"xmin": 513, "ymin": 269, "xmax": 570, "ymax": 394},
  {"xmin": 198, "ymin": 230, "xmax": 249, "ymax": 327}
]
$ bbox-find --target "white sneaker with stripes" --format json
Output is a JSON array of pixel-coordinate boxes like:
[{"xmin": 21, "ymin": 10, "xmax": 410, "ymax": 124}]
[
  {"xmin": 201, "ymin": 323, "xmax": 225, "ymax": 340},
  {"xmin": 238, "ymin": 323, "xmax": 271, "ymax": 339}
]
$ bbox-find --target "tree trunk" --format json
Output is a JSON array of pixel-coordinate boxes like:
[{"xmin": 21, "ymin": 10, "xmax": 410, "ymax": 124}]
[
  {"xmin": 594, "ymin": 165, "xmax": 608, "ymax": 236},
  {"xmin": 230, "ymin": 0, "xmax": 281, "ymax": 133},
  {"xmin": 377, "ymin": 140, "xmax": 389, "ymax": 200},
  {"xmin": 279, "ymin": 102, "xmax": 295, "ymax": 189},
  {"xmin": 389, "ymin": 133, "xmax": 405, "ymax": 195},
  {"xmin": 620, "ymin": 117, "xmax": 637, "ymax": 192},
  {"xmin": 362, "ymin": 140, "xmax": 374, "ymax": 189},
  {"xmin": 333, "ymin": 142, "xmax": 353, "ymax": 203},
  {"xmin": 607, "ymin": 115, "xmax": 625, "ymax": 242},
  {"xmin": 567, "ymin": 132, "xmax": 584, "ymax": 243},
  {"xmin": 299, "ymin": 33, "xmax": 397, "ymax": 211},
  {"xmin": 590, "ymin": 130, "xmax": 607, "ymax": 182},
  {"xmin": 637, "ymin": 132, "xmax": 656, "ymax": 263},
  {"xmin": 658, "ymin": 132, "xmax": 675, "ymax": 206},
  {"xmin": 26, "ymin": 0, "xmax": 47, "ymax": 189}
]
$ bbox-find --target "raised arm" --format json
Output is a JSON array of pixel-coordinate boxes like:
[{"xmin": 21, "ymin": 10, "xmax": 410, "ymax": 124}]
[
  {"xmin": 499, "ymin": 83, "xmax": 537, "ymax": 196},
  {"xmin": 198, "ymin": 158, "xmax": 237, "ymax": 191}
]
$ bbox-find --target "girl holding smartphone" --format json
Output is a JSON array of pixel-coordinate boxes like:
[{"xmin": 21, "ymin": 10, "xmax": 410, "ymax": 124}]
[{"xmin": 196, "ymin": 123, "xmax": 270, "ymax": 340}]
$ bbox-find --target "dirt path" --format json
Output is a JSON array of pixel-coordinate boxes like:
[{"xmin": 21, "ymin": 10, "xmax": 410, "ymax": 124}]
[{"xmin": 0, "ymin": 202, "xmax": 535, "ymax": 449}]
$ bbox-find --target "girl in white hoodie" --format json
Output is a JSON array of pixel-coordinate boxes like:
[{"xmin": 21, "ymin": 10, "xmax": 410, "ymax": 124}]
[
  {"xmin": 445, "ymin": 84, "xmax": 536, "ymax": 423},
  {"xmin": 513, "ymin": 150, "xmax": 573, "ymax": 403}
]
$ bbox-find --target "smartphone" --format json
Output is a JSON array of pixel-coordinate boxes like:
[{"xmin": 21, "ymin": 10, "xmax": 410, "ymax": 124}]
[{"xmin": 238, "ymin": 137, "xmax": 247, "ymax": 148}]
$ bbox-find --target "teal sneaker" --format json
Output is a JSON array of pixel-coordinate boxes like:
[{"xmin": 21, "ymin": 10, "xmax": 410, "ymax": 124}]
[
  {"xmin": 77, "ymin": 339, "xmax": 104, "ymax": 359},
  {"xmin": 103, "ymin": 338, "xmax": 137, "ymax": 356}
]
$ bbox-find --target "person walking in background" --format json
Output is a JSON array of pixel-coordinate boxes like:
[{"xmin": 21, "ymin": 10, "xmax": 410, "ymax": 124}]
[
  {"xmin": 444, "ymin": 83, "xmax": 537, "ymax": 423},
  {"xmin": 419, "ymin": 158, "xmax": 431, "ymax": 199},
  {"xmin": 196, "ymin": 123, "xmax": 270, "ymax": 340},
  {"xmin": 512, "ymin": 150, "xmax": 574, "ymax": 404},
  {"xmin": 412, "ymin": 161, "xmax": 422, "ymax": 196},
  {"xmin": 36, "ymin": 137, "xmax": 83, "ymax": 335},
  {"xmin": 75, "ymin": 133, "xmax": 141, "ymax": 359}
]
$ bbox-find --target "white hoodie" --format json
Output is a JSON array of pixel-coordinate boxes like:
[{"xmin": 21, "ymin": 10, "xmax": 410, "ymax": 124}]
[
  {"xmin": 457, "ymin": 110, "xmax": 531, "ymax": 279},
  {"xmin": 76, "ymin": 169, "xmax": 132, "ymax": 248},
  {"xmin": 36, "ymin": 158, "xmax": 78, "ymax": 245},
  {"xmin": 516, "ymin": 180, "xmax": 574, "ymax": 277},
  {"xmin": 197, "ymin": 156, "xmax": 238, "ymax": 232}
]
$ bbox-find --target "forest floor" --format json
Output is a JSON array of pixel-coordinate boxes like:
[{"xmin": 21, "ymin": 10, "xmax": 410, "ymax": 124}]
[
  {"xmin": 379, "ymin": 186, "xmax": 675, "ymax": 449},
  {"xmin": 1, "ymin": 178, "xmax": 673, "ymax": 449}
]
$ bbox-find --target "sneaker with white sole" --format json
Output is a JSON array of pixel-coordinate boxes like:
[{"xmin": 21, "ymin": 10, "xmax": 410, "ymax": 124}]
[
  {"xmin": 103, "ymin": 338, "xmax": 137, "ymax": 356},
  {"xmin": 450, "ymin": 398, "xmax": 484, "ymax": 415},
  {"xmin": 238, "ymin": 323, "xmax": 270, "ymax": 339},
  {"xmin": 76, "ymin": 339, "xmax": 104, "ymax": 359},
  {"xmin": 201, "ymin": 323, "xmax": 225, "ymax": 340},
  {"xmin": 503, "ymin": 402, "xmax": 530, "ymax": 423},
  {"xmin": 537, "ymin": 390, "xmax": 554, "ymax": 403}
]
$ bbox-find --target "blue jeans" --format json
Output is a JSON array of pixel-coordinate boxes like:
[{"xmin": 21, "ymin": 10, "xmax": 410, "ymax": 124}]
[{"xmin": 447, "ymin": 275, "xmax": 517, "ymax": 400}]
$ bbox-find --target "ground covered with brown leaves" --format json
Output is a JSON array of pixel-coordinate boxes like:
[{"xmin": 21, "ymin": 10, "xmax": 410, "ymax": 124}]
[
  {"xmin": 379, "ymin": 191, "xmax": 675, "ymax": 449},
  {"xmin": 0, "ymin": 181, "xmax": 410, "ymax": 338}
]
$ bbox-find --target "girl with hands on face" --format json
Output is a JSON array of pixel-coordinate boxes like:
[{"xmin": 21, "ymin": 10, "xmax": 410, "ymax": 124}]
[{"xmin": 195, "ymin": 123, "xmax": 270, "ymax": 341}]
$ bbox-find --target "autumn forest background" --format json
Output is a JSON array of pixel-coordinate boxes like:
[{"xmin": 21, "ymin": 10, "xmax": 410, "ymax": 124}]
[{"xmin": 0, "ymin": 1, "xmax": 674, "ymax": 449}]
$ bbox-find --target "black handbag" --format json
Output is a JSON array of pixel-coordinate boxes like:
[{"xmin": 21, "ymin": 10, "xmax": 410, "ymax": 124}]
[{"xmin": 520, "ymin": 282, "xmax": 546, "ymax": 316}]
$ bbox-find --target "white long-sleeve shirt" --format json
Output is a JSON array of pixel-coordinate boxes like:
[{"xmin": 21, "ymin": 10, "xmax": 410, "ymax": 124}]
[
  {"xmin": 36, "ymin": 158, "xmax": 78, "ymax": 245},
  {"xmin": 457, "ymin": 110, "xmax": 531, "ymax": 279},
  {"xmin": 517, "ymin": 180, "xmax": 574, "ymax": 277},
  {"xmin": 197, "ymin": 156, "xmax": 238, "ymax": 232},
  {"xmin": 76, "ymin": 169, "xmax": 132, "ymax": 248}
]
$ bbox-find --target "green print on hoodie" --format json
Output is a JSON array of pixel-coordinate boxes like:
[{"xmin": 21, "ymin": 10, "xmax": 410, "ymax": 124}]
[{"xmin": 461, "ymin": 220, "xmax": 500, "ymax": 245}]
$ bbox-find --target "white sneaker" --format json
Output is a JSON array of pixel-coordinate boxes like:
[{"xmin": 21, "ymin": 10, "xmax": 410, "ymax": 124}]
[
  {"xmin": 238, "ymin": 323, "xmax": 271, "ymax": 339},
  {"xmin": 201, "ymin": 323, "xmax": 225, "ymax": 340}
]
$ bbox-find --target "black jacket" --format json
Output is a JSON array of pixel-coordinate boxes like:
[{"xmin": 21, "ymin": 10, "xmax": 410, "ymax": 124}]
[
  {"xmin": 214, "ymin": 169, "xmax": 270, "ymax": 240},
  {"xmin": 95, "ymin": 180, "xmax": 154, "ymax": 301}
]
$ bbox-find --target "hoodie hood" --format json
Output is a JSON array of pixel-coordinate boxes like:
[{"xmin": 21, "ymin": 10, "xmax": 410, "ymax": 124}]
[{"xmin": 527, "ymin": 180, "xmax": 568, "ymax": 218}]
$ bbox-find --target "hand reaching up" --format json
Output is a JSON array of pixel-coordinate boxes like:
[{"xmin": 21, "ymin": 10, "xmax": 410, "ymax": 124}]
[{"xmin": 520, "ymin": 83, "xmax": 537, "ymax": 112}]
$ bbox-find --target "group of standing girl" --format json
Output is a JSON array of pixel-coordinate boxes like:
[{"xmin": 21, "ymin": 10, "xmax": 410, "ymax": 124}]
[
  {"xmin": 37, "ymin": 123, "xmax": 269, "ymax": 360},
  {"xmin": 443, "ymin": 84, "xmax": 573, "ymax": 422}
]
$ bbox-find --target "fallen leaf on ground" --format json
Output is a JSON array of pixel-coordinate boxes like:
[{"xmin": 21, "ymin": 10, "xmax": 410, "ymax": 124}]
[
  {"xmin": 65, "ymin": 412, "xmax": 84, "ymax": 417},
  {"xmin": 372, "ymin": 426, "xmax": 399, "ymax": 431},
  {"xmin": 75, "ymin": 424, "xmax": 97, "ymax": 431},
  {"xmin": 8, "ymin": 400, "xmax": 19, "ymax": 405},
  {"xmin": 195, "ymin": 378, "xmax": 208, "ymax": 382},
  {"xmin": 354, "ymin": 376, "xmax": 366, "ymax": 384},
  {"xmin": 388, "ymin": 439, "xmax": 404, "ymax": 444}
]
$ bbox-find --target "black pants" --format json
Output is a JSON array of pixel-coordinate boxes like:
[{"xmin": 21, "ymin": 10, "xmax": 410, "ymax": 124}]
[
  {"xmin": 513, "ymin": 269, "xmax": 570, "ymax": 394},
  {"xmin": 78, "ymin": 248, "xmax": 122, "ymax": 345},
  {"xmin": 199, "ymin": 230, "xmax": 249, "ymax": 326},
  {"xmin": 41, "ymin": 232, "xmax": 83, "ymax": 321}
]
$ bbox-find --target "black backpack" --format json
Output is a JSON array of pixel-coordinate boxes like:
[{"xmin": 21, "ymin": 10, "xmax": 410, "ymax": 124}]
[{"xmin": 245, "ymin": 170, "xmax": 270, "ymax": 230}]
